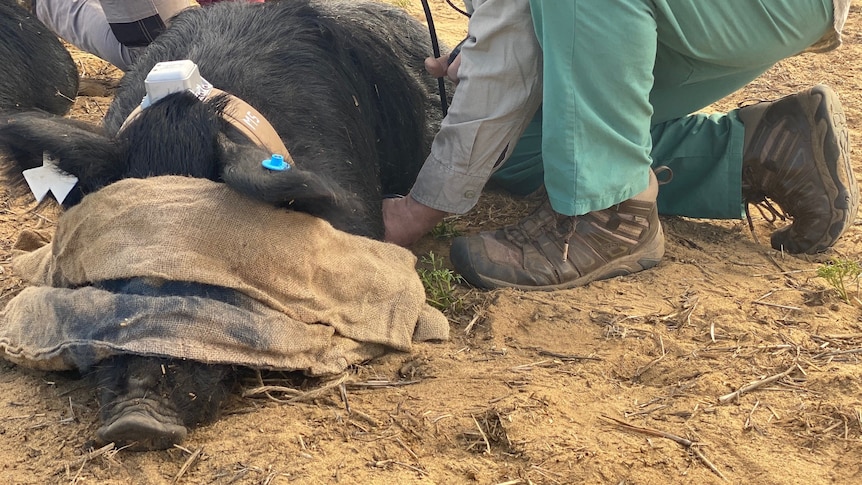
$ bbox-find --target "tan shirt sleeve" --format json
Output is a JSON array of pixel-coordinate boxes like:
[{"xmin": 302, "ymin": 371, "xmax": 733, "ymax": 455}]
[{"xmin": 410, "ymin": 0, "xmax": 542, "ymax": 214}]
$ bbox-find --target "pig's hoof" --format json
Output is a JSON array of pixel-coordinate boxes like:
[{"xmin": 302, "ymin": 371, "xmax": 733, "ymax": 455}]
[{"xmin": 96, "ymin": 410, "xmax": 188, "ymax": 451}]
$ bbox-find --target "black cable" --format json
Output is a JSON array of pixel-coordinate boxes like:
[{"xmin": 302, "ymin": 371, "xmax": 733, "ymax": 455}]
[
  {"xmin": 419, "ymin": 0, "xmax": 474, "ymax": 117},
  {"xmin": 444, "ymin": 0, "xmax": 472, "ymax": 18},
  {"xmin": 420, "ymin": 0, "xmax": 450, "ymax": 116}
]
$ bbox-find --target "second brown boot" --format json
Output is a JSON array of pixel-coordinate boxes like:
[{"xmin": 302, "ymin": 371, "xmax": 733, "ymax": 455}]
[{"xmin": 739, "ymin": 84, "xmax": 858, "ymax": 254}]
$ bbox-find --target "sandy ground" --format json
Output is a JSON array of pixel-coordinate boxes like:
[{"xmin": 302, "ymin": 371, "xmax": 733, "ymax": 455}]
[{"xmin": 2, "ymin": 1, "xmax": 862, "ymax": 484}]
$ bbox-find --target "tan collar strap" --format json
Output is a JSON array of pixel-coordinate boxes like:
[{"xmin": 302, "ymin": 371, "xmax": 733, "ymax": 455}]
[
  {"xmin": 118, "ymin": 87, "xmax": 292, "ymax": 165},
  {"xmin": 210, "ymin": 88, "xmax": 292, "ymax": 164}
]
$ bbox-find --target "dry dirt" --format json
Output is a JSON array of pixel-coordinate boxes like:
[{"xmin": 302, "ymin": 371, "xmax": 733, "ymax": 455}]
[{"xmin": 2, "ymin": 1, "xmax": 862, "ymax": 484}]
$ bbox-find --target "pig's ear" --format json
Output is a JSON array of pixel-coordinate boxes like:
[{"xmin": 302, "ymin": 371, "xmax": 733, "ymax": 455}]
[
  {"xmin": 217, "ymin": 134, "xmax": 359, "ymax": 209},
  {"xmin": 0, "ymin": 110, "xmax": 124, "ymax": 202}
]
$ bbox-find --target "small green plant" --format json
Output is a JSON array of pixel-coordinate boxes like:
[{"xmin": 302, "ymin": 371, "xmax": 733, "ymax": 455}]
[
  {"xmin": 417, "ymin": 251, "xmax": 464, "ymax": 312},
  {"xmin": 430, "ymin": 218, "xmax": 462, "ymax": 240},
  {"xmin": 816, "ymin": 257, "xmax": 861, "ymax": 304}
]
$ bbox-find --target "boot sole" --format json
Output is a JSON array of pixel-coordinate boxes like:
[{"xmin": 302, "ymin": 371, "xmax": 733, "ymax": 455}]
[
  {"xmin": 811, "ymin": 84, "xmax": 858, "ymax": 251},
  {"xmin": 774, "ymin": 84, "xmax": 858, "ymax": 253}
]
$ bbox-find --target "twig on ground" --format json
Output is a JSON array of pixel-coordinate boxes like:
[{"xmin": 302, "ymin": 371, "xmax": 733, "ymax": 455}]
[
  {"xmin": 752, "ymin": 269, "xmax": 818, "ymax": 277},
  {"xmin": 600, "ymin": 415, "xmax": 726, "ymax": 481},
  {"xmin": 464, "ymin": 311, "xmax": 482, "ymax": 335},
  {"xmin": 601, "ymin": 414, "xmax": 695, "ymax": 447},
  {"xmin": 624, "ymin": 404, "xmax": 670, "ymax": 418},
  {"xmin": 59, "ymin": 397, "xmax": 77, "ymax": 424},
  {"xmin": 173, "ymin": 446, "xmax": 204, "ymax": 484},
  {"xmin": 751, "ymin": 300, "xmax": 801, "ymax": 311},
  {"xmin": 371, "ymin": 460, "xmax": 428, "ymax": 475},
  {"xmin": 509, "ymin": 360, "xmax": 553, "ymax": 371},
  {"xmin": 1, "ymin": 413, "xmax": 46, "ymax": 421},
  {"xmin": 241, "ymin": 385, "xmax": 302, "ymax": 402},
  {"xmin": 690, "ymin": 446, "xmax": 726, "ymax": 482},
  {"xmin": 339, "ymin": 381, "xmax": 350, "ymax": 414},
  {"xmin": 243, "ymin": 373, "xmax": 352, "ymax": 404},
  {"xmin": 632, "ymin": 335, "xmax": 666, "ymax": 381},
  {"xmin": 743, "ymin": 400, "xmax": 760, "ymax": 431},
  {"xmin": 472, "ymin": 414, "xmax": 491, "ymax": 455},
  {"xmin": 349, "ymin": 408, "xmax": 380, "ymax": 427},
  {"xmin": 533, "ymin": 348, "xmax": 602, "ymax": 361},
  {"xmin": 59, "ymin": 442, "xmax": 116, "ymax": 477},
  {"xmin": 530, "ymin": 464, "xmax": 564, "ymax": 484},
  {"xmin": 347, "ymin": 379, "xmax": 421, "ymax": 389},
  {"xmin": 718, "ymin": 364, "xmax": 797, "ymax": 404},
  {"xmin": 287, "ymin": 373, "xmax": 350, "ymax": 403},
  {"xmin": 395, "ymin": 436, "xmax": 421, "ymax": 462},
  {"xmin": 765, "ymin": 252, "xmax": 787, "ymax": 273},
  {"xmin": 814, "ymin": 347, "xmax": 862, "ymax": 359}
]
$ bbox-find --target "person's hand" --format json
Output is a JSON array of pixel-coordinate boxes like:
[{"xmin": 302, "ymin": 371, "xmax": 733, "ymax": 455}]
[
  {"xmin": 424, "ymin": 52, "xmax": 462, "ymax": 85},
  {"xmin": 383, "ymin": 194, "xmax": 447, "ymax": 247}
]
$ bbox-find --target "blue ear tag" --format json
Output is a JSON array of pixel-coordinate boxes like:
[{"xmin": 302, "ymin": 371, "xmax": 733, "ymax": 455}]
[{"xmin": 262, "ymin": 154, "xmax": 290, "ymax": 171}]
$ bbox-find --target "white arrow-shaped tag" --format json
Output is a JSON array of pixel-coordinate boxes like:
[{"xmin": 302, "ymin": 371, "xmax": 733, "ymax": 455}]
[{"xmin": 22, "ymin": 152, "xmax": 78, "ymax": 204}]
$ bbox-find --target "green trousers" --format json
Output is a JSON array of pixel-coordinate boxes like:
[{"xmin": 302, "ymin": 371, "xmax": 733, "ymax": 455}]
[{"xmin": 491, "ymin": 0, "xmax": 834, "ymax": 219}]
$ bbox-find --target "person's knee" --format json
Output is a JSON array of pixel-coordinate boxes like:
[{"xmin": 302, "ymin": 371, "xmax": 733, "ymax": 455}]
[{"xmin": 102, "ymin": 0, "xmax": 197, "ymax": 48}]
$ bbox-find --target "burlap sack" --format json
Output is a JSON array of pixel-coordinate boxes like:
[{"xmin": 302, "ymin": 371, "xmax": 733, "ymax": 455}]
[{"xmin": 0, "ymin": 176, "xmax": 449, "ymax": 375}]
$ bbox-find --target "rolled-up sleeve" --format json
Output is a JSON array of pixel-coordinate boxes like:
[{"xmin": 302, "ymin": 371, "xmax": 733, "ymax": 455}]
[{"xmin": 410, "ymin": 0, "xmax": 542, "ymax": 214}]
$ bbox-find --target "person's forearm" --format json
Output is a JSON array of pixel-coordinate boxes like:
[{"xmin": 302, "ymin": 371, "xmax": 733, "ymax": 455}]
[{"xmin": 410, "ymin": 0, "xmax": 542, "ymax": 214}]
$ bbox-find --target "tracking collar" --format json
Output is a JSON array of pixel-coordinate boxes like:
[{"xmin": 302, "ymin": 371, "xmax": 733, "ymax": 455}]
[{"xmin": 117, "ymin": 60, "xmax": 292, "ymax": 166}]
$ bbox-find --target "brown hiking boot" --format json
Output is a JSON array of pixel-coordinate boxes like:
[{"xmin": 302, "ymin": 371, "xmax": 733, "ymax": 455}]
[
  {"xmin": 739, "ymin": 84, "xmax": 858, "ymax": 254},
  {"xmin": 450, "ymin": 172, "xmax": 664, "ymax": 290}
]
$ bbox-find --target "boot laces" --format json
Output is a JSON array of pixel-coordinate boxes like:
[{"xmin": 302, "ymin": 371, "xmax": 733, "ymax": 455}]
[
  {"xmin": 742, "ymin": 165, "xmax": 792, "ymax": 242},
  {"xmin": 506, "ymin": 166, "xmax": 665, "ymax": 264},
  {"xmin": 561, "ymin": 220, "xmax": 577, "ymax": 262},
  {"xmin": 500, "ymin": 200, "xmax": 577, "ymax": 262}
]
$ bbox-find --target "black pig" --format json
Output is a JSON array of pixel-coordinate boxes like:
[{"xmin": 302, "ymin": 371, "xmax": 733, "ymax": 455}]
[
  {"xmin": 0, "ymin": 0, "xmax": 444, "ymax": 450},
  {"xmin": 0, "ymin": 0, "xmax": 78, "ymax": 114}
]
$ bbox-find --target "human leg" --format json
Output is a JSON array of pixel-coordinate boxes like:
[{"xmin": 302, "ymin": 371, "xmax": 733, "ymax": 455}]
[
  {"xmin": 487, "ymin": 109, "xmax": 544, "ymax": 196},
  {"xmin": 499, "ymin": 84, "xmax": 856, "ymax": 242},
  {"xmin": 649, "ymin": 1, "xmax": 856, "ymax": 253},
  {"xmin": 35, "ymin": 0, "xmax": 195, "ymax": 70},
  {"xmin": 99, "ymin": 0, "xmax": 196, "ymax": 49},
  {"xmin": 450, "ymin": 0, "xmax": 664, "ymax": 289},
  {"xmin": 648, "ymin": 0, "xmax": 836, "ymax": 215},
  {"xmin": 35, "ymin": 0, "xmax": 136, "ymax": 69},
  {"xmin": 451, "ymin": 0, "xmax": 851, "ymax": 289},
  {"xmin": 452, "ymin": 0, "xmax": 662, "ymax": 289},
  {"xmin": 496, "ymin": 0, "xmax": 838, "ymax": 215},
  {"xmin": 451, "ymin": 0, "xmax": 664, "ymax": 289}
]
